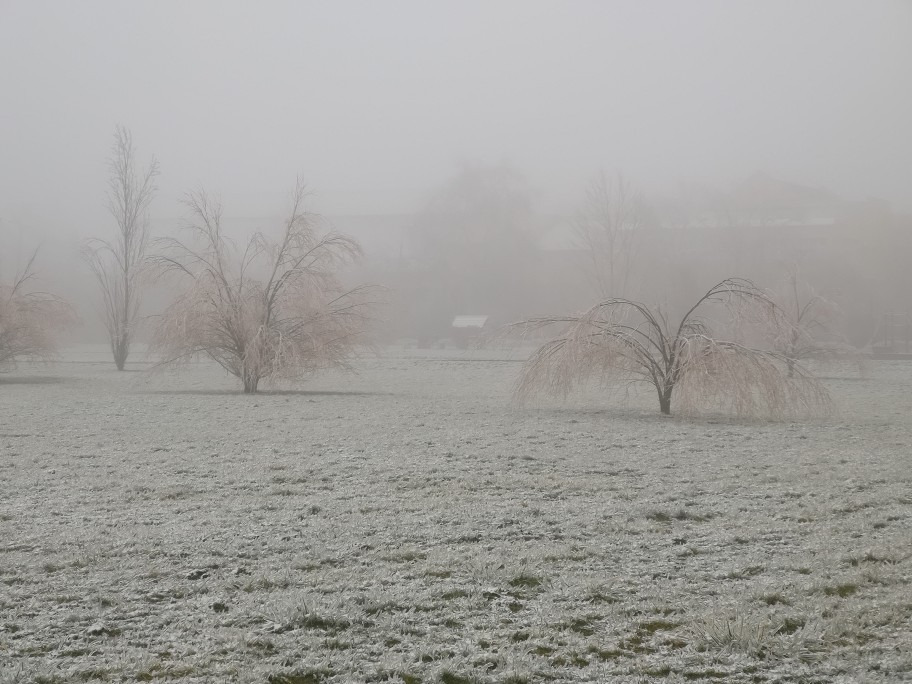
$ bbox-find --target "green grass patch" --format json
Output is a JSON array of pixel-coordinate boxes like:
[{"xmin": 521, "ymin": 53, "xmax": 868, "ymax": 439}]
[
  {"xmin": 683, "ymin": 670, "xmax": 728, "ymax": 680},
  {"xmin": 823, "ymin": 583, "xmax": 858, "ymax": 598},
  {"xmin": 567, "ymin": 616, "xmax": 599, "ymax": 636},
  {"xmin": 639, "ymin": 618, "xmax": 679, "ymax": 634},
  {"xmin": 588, "ymin": 645, "xmax": 625, "ymax": 661},
  {"xmin": 778, "ymin": 616, "xmax": 806, "ymax": 635},
  {"xmin": 760, "ymin": 592, "xmax": 790, "ymax": 606},
  {"xmin": 441, "ymin": 589, "xmax": 468, "ymax": 600},
  {"xmin": 509, "ymin": 574, "xmax": 542, "ymax": 589},
  {"xmin": 267, "ymin": 670, "xmax": 333, "ymax": 684}
]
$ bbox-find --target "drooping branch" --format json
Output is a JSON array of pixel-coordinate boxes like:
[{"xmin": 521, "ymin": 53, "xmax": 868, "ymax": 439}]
[{"xmin": 510, "ymin": 279, "xmax": 831, "ymax": 418}]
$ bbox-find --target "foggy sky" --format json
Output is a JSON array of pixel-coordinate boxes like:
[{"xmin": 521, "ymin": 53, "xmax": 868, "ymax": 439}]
[{"xmin": 1, "ymin": 0, "xmax": 911, "ymax": 245}]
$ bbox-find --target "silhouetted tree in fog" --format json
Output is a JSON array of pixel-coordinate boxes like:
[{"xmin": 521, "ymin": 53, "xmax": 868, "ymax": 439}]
[
  {"xmin": 772, "ymin": 267, "xmax": 863, "ymax": 377},
  {"xmin": 574, "ymin": 171, "xmax": 641, "ymax": 299},
  {"xmin": 151, "ymin": 181, "xmax": 379, "ymax": 393},
  {"xmin": 84, "ymin": 126, "xmax": 158, "ymax": 370}
]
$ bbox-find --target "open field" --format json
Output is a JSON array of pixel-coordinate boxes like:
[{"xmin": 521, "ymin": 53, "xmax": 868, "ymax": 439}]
[{"xmin": 1, "ymin": 349, "xmax": 911, "ymax": 683}]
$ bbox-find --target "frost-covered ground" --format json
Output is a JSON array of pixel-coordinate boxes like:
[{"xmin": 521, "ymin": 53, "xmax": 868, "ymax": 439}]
[{"xmin": 1, "ymin": 348, "xmax": 911, "ymax": 683}]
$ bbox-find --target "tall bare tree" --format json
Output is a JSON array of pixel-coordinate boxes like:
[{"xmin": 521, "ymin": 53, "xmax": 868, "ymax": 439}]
[
  {"xmin": 84, "ymin": 126, "xmax": 158, "ymax": 370},
  {"xmin": 574, "ymin": 171, "xmax": 641, "ymax": 299},
  {"xmin": 512, "ymin": 278, "xmax": 830, "ymax": 418},
  {"xmin": 0, "ymin": 251, "xmax": 74, "ymax": 370},
  {"xmin": 151, "ymin": 181, "xmax": 378, "ymax": 393}
]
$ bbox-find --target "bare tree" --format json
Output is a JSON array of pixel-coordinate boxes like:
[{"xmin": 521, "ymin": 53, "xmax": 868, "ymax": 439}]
[
  {"xmin": 151, "ymin": 181, "xmax": 378, "ymax": 393},
  {"xmin": 0, "ymin": 251, "xmax": 75, "ymax": 370},
  {"xmin": 84, "ymin": 126, "xmax": 158, "ymax": 370},
  {"xmin": 574, "ymin": 171, "xmax": 641, "ymax": 299},
  {"xmin": 512, "ymin": 278, "xmax": 830, "ymax": 418},
  {"xmin": 773, "ymin": 268, "xmax": 863, "ymax": 377}
]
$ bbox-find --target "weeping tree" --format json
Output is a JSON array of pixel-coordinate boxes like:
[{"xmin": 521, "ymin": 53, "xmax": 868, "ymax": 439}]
[
  {"xmin": 512, "ymin": 278, "xmax": 831, "ymax": 417},
  {"xmin": 84, "ymin": 126, "xmax": 159, "ymax": 370},
  {"xmin": 151, "ymin": 181, "xmax": 378, "ymax": 393},
  {"xmin": 0, "ymin": 251, "xmax": 75, "ymax": 370}
]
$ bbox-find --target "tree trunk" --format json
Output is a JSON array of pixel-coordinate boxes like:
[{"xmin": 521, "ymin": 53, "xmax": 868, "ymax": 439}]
[
  {"xmin": 658, "ymin": 385, "xmax": 673, "ymax": 415},
  {"xmin": 243, "ymin": 374, "xmax": 259, "ymax": 394},
  {"xmin": 113, "ymin": 334, "xmax": 128, "ymax": 371}
]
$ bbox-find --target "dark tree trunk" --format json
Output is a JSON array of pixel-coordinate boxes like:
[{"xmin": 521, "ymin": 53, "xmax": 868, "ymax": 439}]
[
  {"xmin": 243, "ymin": 373, "xmax": 259, "ymax": 394},
  {"xmin": 113, "ymin": 335, "xmax": 129, "ymax": 371},
  {"xmin": 658, "ymin": 385, "xmax": 673, "ymax": 415}
]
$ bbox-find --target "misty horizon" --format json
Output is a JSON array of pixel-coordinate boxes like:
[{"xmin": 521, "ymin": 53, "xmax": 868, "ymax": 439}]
[
  {"xmin": 2, "ymin": 1, "xmax": 910, "ymax": 227},
  {"xmin": 2, "ymin": 0, "xmax": 911, "ymax": 345}
]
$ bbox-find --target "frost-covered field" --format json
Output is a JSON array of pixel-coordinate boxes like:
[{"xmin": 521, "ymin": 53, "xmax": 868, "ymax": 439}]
[{"xmin": 1, "ymin": 349, "xmax": 911, "ymax": 683}]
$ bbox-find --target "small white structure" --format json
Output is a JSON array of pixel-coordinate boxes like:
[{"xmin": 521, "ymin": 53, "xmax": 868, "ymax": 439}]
[
  {"xmin": 451, "ymin": 315, "xmax": 489, "ymax": 348},
  {"xmin": 452, "ymin": 315, "xmax": 489, "ymax": 329}
]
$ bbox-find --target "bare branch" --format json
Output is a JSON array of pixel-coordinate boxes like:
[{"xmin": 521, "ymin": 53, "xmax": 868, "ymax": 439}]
[
  {"xmin": 573, "ymin": 171, "xmax": 641, "ymax": 299},
  {"xmin": 83, "ymin": 126, "xmax": 158, "ymax": 370},
  {"xmin": 0, "ymin": 251, "xmax": 76, "ymax": 369},
  {"xmin": 150, "ymin": 180, "xmax": 382, "ymax": 393},
  {"xmin": 765, "ymin": 267, "xmax": 865, "ymax": 377}
]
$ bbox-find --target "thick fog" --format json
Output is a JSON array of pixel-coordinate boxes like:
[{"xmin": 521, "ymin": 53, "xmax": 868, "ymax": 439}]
[
  {"xmin": 1, "ymin": 0, "xmax": 910, "ymax": 343},
  {"xmin": 5, "ymin": 7, "xmax": 912, "ymax": 677}
]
